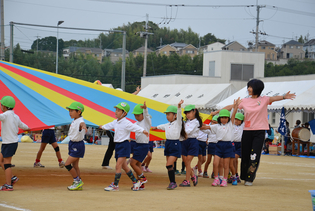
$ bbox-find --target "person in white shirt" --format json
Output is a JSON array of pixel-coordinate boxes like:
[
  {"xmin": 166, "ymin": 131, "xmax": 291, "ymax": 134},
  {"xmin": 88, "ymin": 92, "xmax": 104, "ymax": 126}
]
[
  {"xmin": 64, "ymin": 102, "xmax": 87, "ymax": 191},
  {"xmin": 99, "ymin": 102, "xmax": 149, "ymax": 192},
  {"xmin": 129, "ymin": 101, "xmax": 151, "ymax": 190},
  {"xmin": 0, "ymin": 96, "xmax": 29, "ymax": 191},
  {"xmin": 152, "ymin": 100, "xmax": 185, "ymax": 190},
  {"xmin": 179, "ymin": 105, "xmax": 203, "ymax": 187}
]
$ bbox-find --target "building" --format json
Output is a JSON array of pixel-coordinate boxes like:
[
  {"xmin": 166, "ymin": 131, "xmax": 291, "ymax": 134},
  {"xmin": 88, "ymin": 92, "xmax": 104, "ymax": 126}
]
[
  {"xmin": 303, "ymin": 39, "xmax": 315, "ymax": 60},
  {"xmin": 222, "ymin": 41, "xmax": 247, "ymax": 51},
  {"xmin": 279, "ymin": 40, "xmax": 305, "ymax": 59},
  {"xmin": 204, "ymin": 42, "xmax": 225, "ymax": 52},
  {"xmin": 63, "ymin": 47, "xmax": 104, "ymax": 63},
  {"xmin": 156, "ymin": 42, "xmax": 198, "ymax": 58},
  {"xmin": 104, "ymin": 48, "xmax": 129, "ymax": 63},
  {"xmin": 256, "ymin": 40, "xmax": 277, "ymax": 61},
  {"xmin": 132, "ymin": 46, "xmax": 153, "ymax": 57}
]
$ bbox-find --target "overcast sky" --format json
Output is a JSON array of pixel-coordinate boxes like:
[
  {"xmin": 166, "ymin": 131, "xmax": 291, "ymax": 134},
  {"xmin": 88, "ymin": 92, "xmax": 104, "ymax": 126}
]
[{"xmin": 4, "ymin": 0, "xmax": 315, "ymax": 50}]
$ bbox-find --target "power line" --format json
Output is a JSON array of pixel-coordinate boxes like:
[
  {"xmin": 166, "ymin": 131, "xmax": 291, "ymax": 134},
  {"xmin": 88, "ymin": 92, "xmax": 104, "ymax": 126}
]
[{"xmin": 265, "ymin": 5, "xmax": 315, "ymax": 17}]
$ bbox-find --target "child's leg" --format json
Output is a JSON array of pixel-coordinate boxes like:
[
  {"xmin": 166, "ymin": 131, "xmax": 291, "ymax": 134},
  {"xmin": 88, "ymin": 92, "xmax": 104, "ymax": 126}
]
[
  {"xmin": 51, "ymin": 142, "xmax": 63, "ymax": 162},
  {"xmin": 184, "ymin": 155, "xmax": 195, "ymax": 181},
  {"xmin": 181, "ymin": 156, "xmax": 186, "ymax": 172},
  {"xmin": 35, "ymin": 143, "xmax": 48, "ymax": 161},
  {"xmin": 143, "ymin": 151, "xmax": 152, "ymax": 167},
  {"xmin": 197, "ymin": 154, "xmax": 202, "ymax": 170},
  {"xmin": 204, "ymin": 154, "xmax": 212, "ymax": 173},
  {"xmin": 3, "ymin": 157, "xmax": 13, "ymax": 185},
  {"xmin": 72, "ymin": 159, "xmax": 80, "ymax": 178},
  {"xmin": 166, "ymin": 156, "xmax": 177, "ymax": 183},
  {"xmin": 223, "ymin": 158, "xmax": 230, "ymax": 179},
  {"xmin": 65, "ymin": 156, "xmax": 80, "ymax": 178},
  {"xmin": 234, "ymin": 154, "xmax": 240, "ymax": 174},
  {"xmin": 121, "ymin": 158, "xmax": 138, "ymax": 184},
  {"xmin": 229, "ymin": 158, "xmax": 236, "ymax": 176},
  {"xmin": 212, "ymin": 155, "xmax": 220, "ymax": 177},
  {"xmin": 130, "ymin": 158, "xmax": 142, "ymax": 176}
]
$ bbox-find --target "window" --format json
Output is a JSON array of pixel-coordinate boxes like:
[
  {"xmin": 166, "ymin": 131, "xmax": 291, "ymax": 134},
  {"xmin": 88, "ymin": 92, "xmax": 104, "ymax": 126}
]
[
  {"xmin": 272, "ymin": 54, "xmax": 275, "ymax": 60},
  {"xmin": 303, "ymin": 112, "xmax": 315, "ymax": 123},
  {"xmin": 209, "ymin": 61, "xmax": 215, "ymax": 77},
  {"xmin": 186, "ymin": 50, "xmax": 194, "ymax": 54},
  {"xmin": 261, "ymin": 46, "xmax": 266, "ymax": 49},
  {"xmin": 163, "ymin": 51, "xmax": 167, "ymax": 54},
  {"xmin": 297, "ymin": 46, "xmax": 300, "ymax": 49},
  {"xmin": 290, "ymin": 46, "xmax": 294, "ymax": 49},
  {"xmin": 271, "ymin": 48, "xmax": 274, "ymax": 50},
  {"xmin": 271, "ymin": 112, "xmax": 276, "ymax": 124},
  {"xmin": 267, "ymin": 54, "xmax": 270, "ymax": 59},
  {"xmin": 231, "ymin": 64, "xmax": 254, "ymax": 81}
]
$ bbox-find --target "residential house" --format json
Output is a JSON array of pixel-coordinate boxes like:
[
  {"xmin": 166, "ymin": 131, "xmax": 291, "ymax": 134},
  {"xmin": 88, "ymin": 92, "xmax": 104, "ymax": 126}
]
[
  {"xmin": 63, "ymin": 47, "xmax": 104, "ymax": 63},
  {"xmin": 205, "ymin": 42, "xmax": 225, "ymax": 52},
  {"xmin": 279, "ymin": 40, "xmax": 305, "ymax": 59},
  {"xmin": 104, "ymin": 48, "xmax": 129, "ymax": 63},
  {"xmin": 156, "ymin": 42, "xmax": 198, "ymax": 58},
  {"xmin": 257, "ymin": 40, "xmax": 277, "ymax": 61},
  {"xmin": 133, "ymin": 46, "xmax": 153, "ymax": 57},
  {"xmin": 303, "ymin": 39, "xmax": 315, "ymax": 60},
  {"xmin": 222, "ymin": 41, "xmax": 247, "ymax": 51}
]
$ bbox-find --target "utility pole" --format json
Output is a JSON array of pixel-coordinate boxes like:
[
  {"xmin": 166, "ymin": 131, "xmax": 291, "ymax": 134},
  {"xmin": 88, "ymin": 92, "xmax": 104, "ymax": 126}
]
[
  {"xmin": 121, "ymin": 31, "xmax": 126, "ymax": 91},
  {"xmin": 255, "ymin": 4, "xmax": 265, "ymax": 51},
  {"xmin": 35, "ymin": 35, "xmax": 40, "ymax": 53},
  {"xmin": 0, "ymin": 0, "xmax": 4, "ymax": 60},
  {"xmin": 9, "ymin": 21, "xmax": 13, "ymax": 63}
]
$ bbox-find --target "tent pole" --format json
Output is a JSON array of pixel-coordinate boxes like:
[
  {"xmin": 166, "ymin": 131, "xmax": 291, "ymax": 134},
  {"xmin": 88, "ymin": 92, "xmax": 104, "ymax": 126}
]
[{"xmin": 281, "ymin": 134, "xmax": 284, "ymax": 155}]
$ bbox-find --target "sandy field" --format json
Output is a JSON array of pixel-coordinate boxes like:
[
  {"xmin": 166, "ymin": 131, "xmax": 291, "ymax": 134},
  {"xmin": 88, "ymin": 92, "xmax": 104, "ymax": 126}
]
[{"xmin": 0, "ymin": 143, "xmax": 314, "ymax": 211}]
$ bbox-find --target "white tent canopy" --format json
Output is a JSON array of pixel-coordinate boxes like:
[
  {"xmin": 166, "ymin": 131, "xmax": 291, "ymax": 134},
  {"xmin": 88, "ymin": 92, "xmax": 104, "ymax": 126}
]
[
  {"xmin": 216, "ymin": 80, "xmax": 315, "ymax": 112},
  {"xmin": 138, "ymin": 84, "xmax": 236, "ymax": 110}
]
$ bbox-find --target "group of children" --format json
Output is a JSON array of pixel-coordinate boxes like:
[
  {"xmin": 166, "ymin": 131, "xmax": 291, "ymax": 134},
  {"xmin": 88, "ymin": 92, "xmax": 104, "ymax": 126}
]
[{"xmin": 0, "ymin": 95, "xmax": 246, "ymax": 191}]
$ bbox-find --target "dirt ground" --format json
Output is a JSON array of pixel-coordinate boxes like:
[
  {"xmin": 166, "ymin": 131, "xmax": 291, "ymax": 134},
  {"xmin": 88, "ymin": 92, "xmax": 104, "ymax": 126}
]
[{"xmin": 0, "ymin": 143, "xmax": 314, "ymax": 211}]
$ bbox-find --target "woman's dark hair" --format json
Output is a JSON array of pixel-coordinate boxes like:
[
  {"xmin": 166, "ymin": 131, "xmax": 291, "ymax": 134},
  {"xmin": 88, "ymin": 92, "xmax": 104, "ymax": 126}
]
[
  {"xmin": 180, "ymin": 117, "xmax": 187, "ymax": 140},
  {"xmin": 247, "ymin": 79, "xmax": 264, "ymax": 97},
  {"xmin": 296, "ymin": 120, "xmax": 301, "ymax": 125},
  {"xmin": 217, "ymin": 116, "xmax": 230, "ymax": 125},
  {"xmin": 184, "ymin": 109, "xmax": 203, "ymax": 128}
]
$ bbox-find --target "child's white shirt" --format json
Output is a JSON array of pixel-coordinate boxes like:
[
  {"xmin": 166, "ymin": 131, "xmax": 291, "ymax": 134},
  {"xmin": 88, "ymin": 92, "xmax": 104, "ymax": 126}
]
[
  {"xmin": 68, "ymin": 117, "xmax": 85, "ymax": 142},
  {"xmin": 233, "ymin": 123, "xmax": 245, "ymax": 142},
  {"xmin": 210, "ymin": 121, "xmax": 233, "ymax": 142},
  {"xmin": 157, "ymin": 107, "xmax": 182, "ymax": 140},
  {"xmin": 0, "ymin": 110, "xmax": 29, "ymax": 144},
  {"xmin": 197, "ymin": 130, "xmax": 207, "ymax": 142},
  {"xmin": 102, "ymin": 117, "xmax": 144, "ymax": 143},
  {"xmin": 202, "ymin": 124, "xmax": 217, "ymax": 143},
  {"xmin": 185, "ymin": 118, "xmax": 200, "ymax": 138},
  {"xmin": 134, "ymin": 108, "xmax": 151, "ymax": 144}
]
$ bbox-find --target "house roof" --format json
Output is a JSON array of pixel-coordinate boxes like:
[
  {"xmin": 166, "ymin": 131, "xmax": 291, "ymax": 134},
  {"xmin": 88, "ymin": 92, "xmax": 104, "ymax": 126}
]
[
  {"xmin": 222, "ymin": 41, "xmax": 246, "ymax": 49},
  {"xmin": 283, "ymin": 40, "xmax": 303, "ymax": 46},
  {"xmin": 258, "ymin": 40, "xmax": 275, "ymax": 47},
  {"xmin": 104, "ymin": 48, "xmax": 129, "ymax": 54},
  {"xmin": 304, "ymin": 39, "xmax": 315, "ymax": 46},
  {"xmin": 156, "ymin": 44, "xmax": 177, "ymax": 52},
  {"xmin": 157, "ymin": 42, "xmax": 188, "ymax": 50},
  {"xmin": 133, "ymin": 46, "xmax": 153, "ymax": 53},
  {"xmin": 68, "ymin": 46, "xmax": 103, "ymax": 54}
]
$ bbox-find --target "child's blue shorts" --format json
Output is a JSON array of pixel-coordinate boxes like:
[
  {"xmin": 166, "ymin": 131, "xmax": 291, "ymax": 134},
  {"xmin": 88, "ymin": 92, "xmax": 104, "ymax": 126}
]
[
  {"xmin": 198, "ymin": 141, "xmax": 207, "ymax": 156},
  {"xmin": 149, "ymin": 141, "xmax": 154, "ymax": 153},
  {"xmin": 115, "ymin": 140, "xmax": 130, "ymax": 159},
  {"xmin": 215, "ymin": 141, "xmax": 235, "ymax": 158},
  {"xmin": 41, "ymin": 129, "xmax": 56, "ymax": 144},
  {"xmin": 181, "ymin": 138, "xmax": 198, "ymax": 157},
  {"xmin": 207, "ymin": 143, "xmax": 216, "ymax": 155},
  {"xmin": 234, "ymin": 142, "xmax": 241, "ymax": 157},
  {"xmin": 132, "ymin": 143, "xmax": 149, "ymax": 162},
  {"xmin": 1, "ymin": 142, "xmax": 18, "ymax": 158},
  {"xmin": 130, "ymin": 140, "xmax": 136, "ymax": 154},
  {"xmin": 68, "ymin": 140, "xmax": 85, "ymax": 158},
  {"xmin": 164, "ymin": 139, "xmax": 181, "ymax": 158}
]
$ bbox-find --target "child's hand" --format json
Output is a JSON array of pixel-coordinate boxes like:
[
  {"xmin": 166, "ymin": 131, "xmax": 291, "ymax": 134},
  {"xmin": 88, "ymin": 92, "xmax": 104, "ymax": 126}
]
[
  {"xmin": 200, "ymin": 124, "xmax": 210, "ymax": 130},
  {"xmin": 178, "ymin": 99, "xmax": 184, "ymax": 108},
  {"xmin": 80, "ymin": 122, "xmax": 88, "ymax": 133},
  {"xmin": 151, "ymin": 126, "xmax": 157, "ymax": 130},
  {"xmin": 141, "ymin": 101, "xmax": 147, "ymax": 109},
  {"xmin": 143, "ymin": 130, "xmax": 149, "ymax": 137},
  {"xmin": 98, "ymin": 125, "xmax": 103, "ymax": 130}
]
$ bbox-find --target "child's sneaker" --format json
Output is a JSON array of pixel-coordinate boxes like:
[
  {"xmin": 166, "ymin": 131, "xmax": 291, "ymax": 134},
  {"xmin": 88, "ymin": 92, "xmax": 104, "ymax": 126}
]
[
  {"xmin": 132, "ymin": 181, "xmax": 142, "ymax": 191},
  {"xmin": 175, "ymin": 170, "xmax": 180, "ymax": 175},
  {"xmin": 140, "ymin": 176, "xmax": 147, "ymax": 184},
  {"xmin": 211, "ymin": 178, "xmax": 220, "ymax": 186},
  {"xmin": 244, "ymin": 181, "xmax": 253, "ymax": 186},
  {"xmin": 167, "ymin": 182, "xmax": 177, "ymax": 190},
  {"xmin": 104, "ymin": 182, "xmax": 119, "ymax": 191},
  {"xmin": 180, "ymin": 170, "xmax": 186, "ymax": 175},
  {"xmin": 102, "ymin": 166, "xmax": 113, "ymax": 170},
  {"xmin": 179, "ymin": 180, "xmax": 191, "ymax": 187},
  {"xmin": 220, "ymin": 180, "xmax": 227, "ymax": 187},
  {"xmin": 227, "ymin": 177, "xmax": 233, "ymax": 184},
  {"xmin": 198, "ymin": 171, "xmax": 203, "ymax": 177},
  {"xmin": 145, "ymin": 167, "xmax": 152, "ymax": 173},
  {"xmin": 67, "ymin": 180, "xmax": 84, "ymax": 191},
  {"xmin": 34, "ymin": 162, "xmax": 45, "ymax": 168},
  {"xmin": 191, "ymin": 175, "xmax": 198, "ymax": 186},
  {"xmin": 59, "ymin": 161, "xmax": 65, "ymax": 168},
  {"xmin": 0, "ymin": 184, "xmax": 13, "ymax": 191},
  {"xmin": 192, "ymin": 166, "xmax": 198, "ymax": 176},
  {"xmin": 141, "ymin": 166, "xmax": 146, "ymax": 172},
  {"xmin": 211, "ymin": 172, "xmax": 215, "ymax": 179},
  {"xmin": 237, "ymin": 176, "xmax": 241, "ymax": 183},
  {"xmin": 11, "ymin": 176, "xmax": 19, "ymax": 186},
  {"xmin": 139, "ymin": 184, "xmax": 145, "ymax": 190},
  {"xmin": 232, "ymin": 177, "xmax": 238, "ymax": 186},
  {"xmin": 203, "ymin": 172, "xmax": 209, "ymax": 178}
]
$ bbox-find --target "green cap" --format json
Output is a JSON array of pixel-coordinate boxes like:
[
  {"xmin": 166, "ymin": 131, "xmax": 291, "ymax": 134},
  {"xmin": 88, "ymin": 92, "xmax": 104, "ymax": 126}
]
[
  {"xmin": 115, "ymin": 102, "xmax": 130, "ymax": 113},
  {"xmin": 66, "ymin": 102, "xmax": 84, "ymax": 112},
  {"xmin": 132, "ymin": 104, "xmax": 143, "ymax": 114},
  {"xmin": 164, "ymin": 105, "xmax": 177, "ymax": 113},
  {"xmin": 212, "ymin": 115, "xmax": 218, "ymax": 122},
  {"xmin": 219, "ymin": 109, "xmax": 230, "ymax": 117},
  {"xmin": 184, "ymin": 104, "xmax": 195, "ymax": 112},
  {"xmin": 235, "ymin": 113, "xmax": 244, "ymax": 121},
  {"xmin": 0, "ymin": 96, "xmax": 16, "ymax": 108}
]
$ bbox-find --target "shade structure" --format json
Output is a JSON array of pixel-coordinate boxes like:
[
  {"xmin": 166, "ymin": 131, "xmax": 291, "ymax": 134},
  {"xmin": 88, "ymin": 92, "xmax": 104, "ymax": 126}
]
[{"xmin": 0, "ymin": 61, "xmax": 211, "ymax": 140}]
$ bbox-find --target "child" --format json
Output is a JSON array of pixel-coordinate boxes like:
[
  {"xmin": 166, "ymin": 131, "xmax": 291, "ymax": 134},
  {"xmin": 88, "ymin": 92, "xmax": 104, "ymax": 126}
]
[
  {"xmin": 130, "ymin": 102, "xmax": 151, "ymax": 190},
  {"xmin": 180, "ymin": 104, "xmax": 202, "ymax": 187},
  {"xmin": 201, "ymin": 99, "xmax": 239, "ymax": 187},
  {"xmin": 151, "ymin": 100, "xmax": 185, "ymax": 190},
  {"xmin": 99, "ymin": 102, "xmax": 149, "ymax": 191},
  {"xmin": 65, "ymin": 102, "xmax": 87, "ymax": 191},
  {"xmin": 0, "ymin": 96, "xmax": 29, "ymax": 191},
  {"xmin": 193, "ymin": 130, "xmax": 208, "ymax": 177},
  {"xmin": 203, "ymin": 115, "xmax": 218, "ymax": 178},
  {"xmin": 230, "ymin": 112, "xmax": 244, "ymax": 184},
  {"xmin": 34, "ymin": 127, "xmax": 65, "ymax": 168}
]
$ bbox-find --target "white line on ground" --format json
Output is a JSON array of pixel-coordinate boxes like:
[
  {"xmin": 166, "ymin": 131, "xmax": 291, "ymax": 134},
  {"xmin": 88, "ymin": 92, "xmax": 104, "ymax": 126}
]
[{"xmin": 0, "ymin": 203, "xmax": 31, "ymax": 211}]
